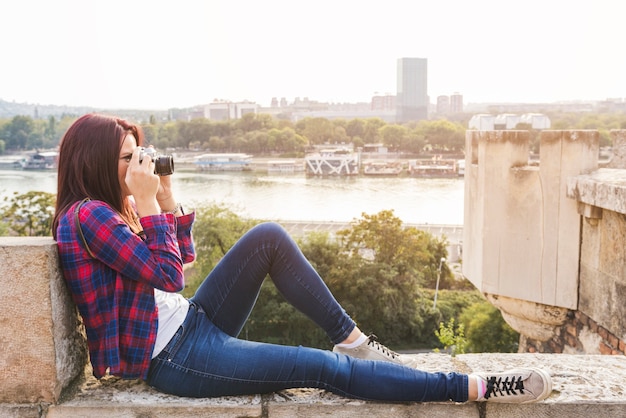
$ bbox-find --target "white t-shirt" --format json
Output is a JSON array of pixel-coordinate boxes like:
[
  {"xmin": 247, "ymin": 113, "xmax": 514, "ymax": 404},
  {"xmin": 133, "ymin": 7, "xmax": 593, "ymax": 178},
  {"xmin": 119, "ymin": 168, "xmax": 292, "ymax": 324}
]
[{"xmin": 152, "ymin": 289, "xmax": 190, "ymax": 358}]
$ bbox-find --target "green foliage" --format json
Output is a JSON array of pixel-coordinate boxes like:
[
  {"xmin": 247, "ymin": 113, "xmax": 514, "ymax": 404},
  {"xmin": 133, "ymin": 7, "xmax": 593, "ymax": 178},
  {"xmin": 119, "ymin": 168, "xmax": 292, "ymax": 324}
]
[
  {"xmin": 336, "ymin": 210, "xmax": 449, "ymax": 287},
  {"xmin": 5, "ymin": 109, "xmax": 626, "ymax": 156},
  {"xmin": 0, "ymin": 191, "xmax": 56, "ymax": 236},
  {"xmin": 1, "ymin": 115, "xmax": 34, "ymax": 149},
  {"xmin": 379, "ymin": 124, "xmax": 409, "ymax": 150},
  {"xmin": 434, "ymin": 318, "xmax": 467, "ymax": 356},
  {"xmin": 0, "ymin": 217, "xmax": 9, "ymax": 235},
  {"xmin": 459, "ymin": 302, "xmax": 519, "ymax": 353},
  {"xmin": 416, "ymin": 119, "xmax": 465, "ymax": 152},
  {"xmin": 419, "ymin": 288, "xmax": 485, "ymax": 347},
  {"xmin": 181, "ymin": 203, "xmax": 258, "ymax": 298},
  {"xmin": 183, "ymin": 205, "xmax": 519, "ymax": 352}
]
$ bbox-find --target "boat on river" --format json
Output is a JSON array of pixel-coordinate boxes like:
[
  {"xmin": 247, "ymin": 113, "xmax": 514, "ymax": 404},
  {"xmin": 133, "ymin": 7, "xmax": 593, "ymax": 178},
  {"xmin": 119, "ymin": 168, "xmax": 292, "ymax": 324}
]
[
  {"xmin": 408, "ymin": 157, "xmax": 459, "ymax": 178},
  {"xmin": 267, "ymin": 160, "xmax": 305, "ymax": 174},
  {"xmin": 11, "ymin": 151, "xmax": 59, "ymax": 170},
  {"xmin": 363, "ymin": 162, "xmax": 403, "ymax": 176},
  {"xmin": 193, "ymin": 153, "xmax": 252, "ymax": 171}
]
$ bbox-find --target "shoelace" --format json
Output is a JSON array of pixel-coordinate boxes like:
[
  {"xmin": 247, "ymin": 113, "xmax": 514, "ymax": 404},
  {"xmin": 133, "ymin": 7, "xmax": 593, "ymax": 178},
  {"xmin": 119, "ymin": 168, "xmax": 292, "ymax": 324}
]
[
  {"xmin": 366, "ymin": 334, "xmax": 401, "ymax": 359},
  {"xmin": 484, "ymin": 375, "xmax": 525, "ymax": 399}
]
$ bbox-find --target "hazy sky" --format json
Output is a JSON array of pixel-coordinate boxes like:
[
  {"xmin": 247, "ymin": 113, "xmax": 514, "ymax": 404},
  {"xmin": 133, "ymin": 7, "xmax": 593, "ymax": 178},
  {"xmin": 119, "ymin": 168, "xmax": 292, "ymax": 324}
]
[{"xmin": 2, "ymin": 0, "xmax": 624, "ymax": 110}]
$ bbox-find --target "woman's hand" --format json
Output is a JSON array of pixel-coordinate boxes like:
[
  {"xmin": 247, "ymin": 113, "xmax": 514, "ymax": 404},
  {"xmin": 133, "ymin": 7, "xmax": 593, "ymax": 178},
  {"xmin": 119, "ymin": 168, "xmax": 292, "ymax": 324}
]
[
  {"xmin": 156, "ymin": 174, "xmax": 180, "ymax": 214},
  {"xmin": 126, "ymin": 147, "xmax": 161, "ymax": 217}
]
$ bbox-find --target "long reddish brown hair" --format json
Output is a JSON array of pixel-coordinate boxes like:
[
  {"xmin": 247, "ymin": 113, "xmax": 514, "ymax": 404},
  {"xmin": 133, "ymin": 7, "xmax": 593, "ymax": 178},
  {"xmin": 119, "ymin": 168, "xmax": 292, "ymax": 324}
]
[{"xmin": 52, "ymin": 113, "xmax": 145, "ymax": 239}]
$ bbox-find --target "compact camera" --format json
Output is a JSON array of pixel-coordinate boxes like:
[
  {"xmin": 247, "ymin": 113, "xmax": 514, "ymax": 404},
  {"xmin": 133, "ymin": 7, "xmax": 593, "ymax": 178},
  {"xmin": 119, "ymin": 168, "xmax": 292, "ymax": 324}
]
[{"xmin": 139, "ymin": 147, "xmax": 174, "ymax": 176}]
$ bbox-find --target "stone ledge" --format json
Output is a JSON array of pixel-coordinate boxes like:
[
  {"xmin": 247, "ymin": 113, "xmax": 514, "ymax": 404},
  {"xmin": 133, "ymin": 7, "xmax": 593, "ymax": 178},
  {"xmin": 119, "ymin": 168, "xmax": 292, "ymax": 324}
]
[
  {"xmin": 4, "ymin": 353, "xmax": 624, "ymax": 417},
  {"xmin": 567, "ymin": 168, "xmax": 626, "ymax": 215}
]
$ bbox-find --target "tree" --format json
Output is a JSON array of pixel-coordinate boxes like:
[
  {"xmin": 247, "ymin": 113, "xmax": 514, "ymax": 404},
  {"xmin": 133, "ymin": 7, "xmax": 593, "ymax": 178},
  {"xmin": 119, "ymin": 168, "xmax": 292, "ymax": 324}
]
[
  {"xmin": 236, "ymin": 113, "xmax": 276, "ymax": 133},
  {"xmin": 0, "ymin": 191, "xmax": 56, "ymax": 236},
  {"xmin": 205, "ymin": 135, "xmax": 224, "ymax": 151},
  {"xmin": 336, "ymin": 209, "xmax": 448, "ymax": 283},
  {"xmin": 405, "ymin": 128, "xmax": 427, "ymax": 154},
  {"xmin": 459, "ymin": 302, "xmax": 519, "ymax": 353},
  {"xmin": 44, "ymin": 116, "xmax": 57, "ymax": 143},
  {"xmin": 141, "ymin": 124, "xmax": 158, "ymax": 147},
  {"xmin": 295, "ymin": 117, "xmax": 335, "ymax": 145},
  {"xmin": 417, "ymin": 120, "xmax": 465, "ymax": 153},
  {"xmin": 177, "ymin": 119, "xmax": 214, "ymax": 149},
  {"xmin": 379, "ymin": 124, "xmax": 409, "ymax": 150},
  {"xmin": 182, "ymin": 204, "xmax": 258, "ymax": 298},
  {"xmin": 237, "ymin": 112, "xmax": 264, "ymax": 133},
  {"xmin": 157, "ymin": 122, "xmax": 180, "ymax": 149},
  {"xmin": 2, "ymin": 115, "xmax": 35, "ymax": 150},
  {"xmin": 362, "ymin": 118, "xmax": 385, "ymax": 143},
  {"xmin": 345, "ymin": 119, "xmax": 365, "ymax": 140}
]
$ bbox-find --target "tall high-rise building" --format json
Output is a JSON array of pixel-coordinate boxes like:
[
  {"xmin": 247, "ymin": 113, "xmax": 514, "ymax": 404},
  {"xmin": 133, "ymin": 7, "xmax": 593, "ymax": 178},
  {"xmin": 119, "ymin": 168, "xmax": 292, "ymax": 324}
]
[{"xmin": 396, "ymin": 57, "xmax": 428, "ymax": 122}]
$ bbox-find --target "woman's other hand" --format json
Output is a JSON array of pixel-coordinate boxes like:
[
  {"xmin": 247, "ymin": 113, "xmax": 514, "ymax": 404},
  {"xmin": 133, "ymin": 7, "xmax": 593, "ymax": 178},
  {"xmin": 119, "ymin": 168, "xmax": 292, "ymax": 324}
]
[{"xmin": 126, "ymin": 147, "xmax": 160, "ymax": 217}]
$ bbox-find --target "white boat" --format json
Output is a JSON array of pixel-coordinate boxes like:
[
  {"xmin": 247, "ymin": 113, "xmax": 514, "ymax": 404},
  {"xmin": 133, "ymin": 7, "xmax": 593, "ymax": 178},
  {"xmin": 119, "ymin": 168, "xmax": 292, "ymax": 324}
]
[
  {"xmin": 267, "ymin": 160, "xmax": 304, "ymax": 173},
  {"xmin": 408, "ymin": 158, "xmax": 458, "ymax": 178},
  {"xmin": 193, "ymin": 153, "xmax": 252, "ymax": 171},
  {"xmin": 363, "ymin": 162, "xmax": 403, "ymax": 176},
  {"xmin": 20, "ymin": 151, "xmax": 58, "ymax": 170}
]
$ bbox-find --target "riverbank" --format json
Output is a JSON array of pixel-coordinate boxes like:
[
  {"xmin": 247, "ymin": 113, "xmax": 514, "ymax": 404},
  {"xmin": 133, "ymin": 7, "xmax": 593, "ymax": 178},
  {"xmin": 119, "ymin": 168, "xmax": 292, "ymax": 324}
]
[{"xmin": 175, "ymin": 153, "xmax": 466, "ymax": 178}]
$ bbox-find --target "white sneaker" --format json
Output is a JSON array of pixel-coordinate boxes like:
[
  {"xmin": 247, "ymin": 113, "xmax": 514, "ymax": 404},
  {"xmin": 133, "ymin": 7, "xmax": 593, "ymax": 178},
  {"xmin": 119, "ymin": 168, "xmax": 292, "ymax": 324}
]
[
  {"xmin": 475, "ymin": 367, "xmax": 552, "ymax": 403},
  {"xmin": 333, "ymin": 334, "xmax": 415, "ymax": 367}
]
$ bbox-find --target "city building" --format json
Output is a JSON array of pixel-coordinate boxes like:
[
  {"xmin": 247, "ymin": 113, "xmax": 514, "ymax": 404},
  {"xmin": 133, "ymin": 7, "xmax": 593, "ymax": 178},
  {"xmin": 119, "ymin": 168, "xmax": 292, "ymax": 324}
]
[
  {"xmin": 371, "ymin": 93, "xmax": 396, "ymax": 111},
  {"xmin": 203, "ymin": 100, "xmax": 259, "ymax": 120},
  {"xmin": 494, "ymin": 113, "xmax": 521, "ymax": 130},
  {"xmin": 469, "ymin": 113, "xmax": 551, "ymax": 130},
  {"xmin": 436, "ymin": 95, "xmax": 450, "ymax": 114},
  {"xmin": 468, "ymin": 114, "xmax": 495, "ymax": 130},
  {"xmin": 450, "ymin": 92, "xmax": 463, "ymax": 113},
  {"xmin": 436, "ymin": 92, "xmax": 464, "ymax": 115},
  {"xmin": 396, "ymin": 57, "xmax": 428, "ymax": 123},
  {"xmin": 520, "ymin": 113, "xmax": 551, "ymax": 129}
]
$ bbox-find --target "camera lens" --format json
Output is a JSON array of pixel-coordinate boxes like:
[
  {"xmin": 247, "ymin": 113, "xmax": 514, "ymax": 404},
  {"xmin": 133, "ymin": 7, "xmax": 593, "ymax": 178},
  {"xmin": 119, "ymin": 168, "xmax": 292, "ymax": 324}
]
[{"xmin": 154, "ymin": 155, "xmax": 174, "ymax": 176}]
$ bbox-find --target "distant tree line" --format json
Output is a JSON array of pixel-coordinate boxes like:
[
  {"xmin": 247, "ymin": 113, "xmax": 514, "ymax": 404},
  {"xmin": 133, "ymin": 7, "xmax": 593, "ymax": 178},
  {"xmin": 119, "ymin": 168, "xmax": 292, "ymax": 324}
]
[
  {"xmin": 0, "ymin": 113, "xmax": 477, "ymax": 156},
  {"xmin": 1, "ymin": 110, "xmax": 624, "ymax": 157}
]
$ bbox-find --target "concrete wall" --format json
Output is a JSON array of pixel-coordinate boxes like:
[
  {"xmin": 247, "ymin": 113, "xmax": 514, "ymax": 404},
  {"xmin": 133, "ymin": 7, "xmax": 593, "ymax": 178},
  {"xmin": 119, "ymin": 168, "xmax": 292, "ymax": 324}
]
[
  {"xmin": 464, "ymin": 129, "xmax": 626, "ymax": 353},
  {"xmin": 0, "ymin": 237, "xmax": 87, "ymax": 404}
]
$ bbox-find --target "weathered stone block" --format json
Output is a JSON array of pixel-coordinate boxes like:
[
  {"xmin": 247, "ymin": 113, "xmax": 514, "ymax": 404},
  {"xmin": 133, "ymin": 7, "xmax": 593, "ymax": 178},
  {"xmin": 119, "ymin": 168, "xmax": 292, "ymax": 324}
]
[{"xmin": 0, "ymin": 237, "xmax": 87, "ymax": 403}]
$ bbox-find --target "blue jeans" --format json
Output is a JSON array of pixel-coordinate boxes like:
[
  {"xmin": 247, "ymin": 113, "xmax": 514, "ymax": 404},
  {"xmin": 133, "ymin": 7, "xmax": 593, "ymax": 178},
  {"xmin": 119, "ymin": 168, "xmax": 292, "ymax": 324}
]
[{"xmin": 147, "ymin": 222, "xmax": 468, "ymax": 402}]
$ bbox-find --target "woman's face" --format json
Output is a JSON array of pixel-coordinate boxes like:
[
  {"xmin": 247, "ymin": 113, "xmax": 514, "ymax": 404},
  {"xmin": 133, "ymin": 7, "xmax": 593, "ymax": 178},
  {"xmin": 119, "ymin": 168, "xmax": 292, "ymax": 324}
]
[{"xmin": 118, "ymin": 133, "xmax": 137, "ymax": 197}]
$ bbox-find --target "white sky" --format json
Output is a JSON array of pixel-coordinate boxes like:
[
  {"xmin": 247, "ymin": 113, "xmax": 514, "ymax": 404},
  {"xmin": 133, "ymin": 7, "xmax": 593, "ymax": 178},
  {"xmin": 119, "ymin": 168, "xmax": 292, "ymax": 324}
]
[{"xmin": 1, "ymin": 0, "xmax": 625, "ymax": 110}]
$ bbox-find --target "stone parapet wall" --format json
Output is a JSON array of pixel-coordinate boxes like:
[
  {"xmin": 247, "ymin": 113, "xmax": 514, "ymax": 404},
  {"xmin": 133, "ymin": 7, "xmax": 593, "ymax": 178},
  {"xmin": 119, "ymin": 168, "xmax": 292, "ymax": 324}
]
[
  {"xmin": 463, "ymin": 130, "xmax": 598, "ymax": 311},
  {"xmin": 521, "ymin": 310, "xmax": 626, "ymax": 355},
  {"xmin": 3, "ymin": 353, "xmax": 626, "ymax": 417},
  {"xmin": 0, "ymin": 237, "xmax": 87, "ymax": 404},
  {"xmin": 464, "ymin": 129, "xmax": 626, "ymax": 355}
]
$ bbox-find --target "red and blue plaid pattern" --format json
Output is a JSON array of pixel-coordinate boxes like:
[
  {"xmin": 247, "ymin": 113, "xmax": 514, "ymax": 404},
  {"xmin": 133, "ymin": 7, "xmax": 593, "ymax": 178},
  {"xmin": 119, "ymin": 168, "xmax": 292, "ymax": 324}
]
[{"xmin": 56, "ymin": 199, "xmax": 195, "ymax": 379}]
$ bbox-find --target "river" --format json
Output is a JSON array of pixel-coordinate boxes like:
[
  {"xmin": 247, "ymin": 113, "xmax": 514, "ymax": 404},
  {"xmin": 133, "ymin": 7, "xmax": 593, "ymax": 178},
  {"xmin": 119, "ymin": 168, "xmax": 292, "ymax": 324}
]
[{"xmin": 0, "ymin": 169, "xmax": 464, "ymax": 226}]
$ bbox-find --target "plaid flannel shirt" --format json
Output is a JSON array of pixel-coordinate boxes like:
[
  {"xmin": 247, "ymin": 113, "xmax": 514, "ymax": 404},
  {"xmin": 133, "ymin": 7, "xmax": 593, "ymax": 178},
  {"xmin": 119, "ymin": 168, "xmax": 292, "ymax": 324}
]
[{"xmin": 56, "ymin": 199, "xmax": 195, "ymax": 379}]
